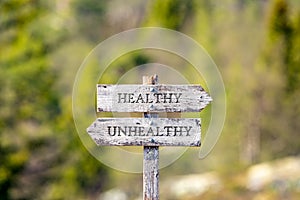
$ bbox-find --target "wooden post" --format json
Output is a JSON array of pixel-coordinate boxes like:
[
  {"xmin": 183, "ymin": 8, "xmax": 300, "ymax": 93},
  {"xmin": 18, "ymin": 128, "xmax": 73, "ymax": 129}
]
[{"xmin": 143, "ymin": 75, "xmax": 159, "ymax": 200}]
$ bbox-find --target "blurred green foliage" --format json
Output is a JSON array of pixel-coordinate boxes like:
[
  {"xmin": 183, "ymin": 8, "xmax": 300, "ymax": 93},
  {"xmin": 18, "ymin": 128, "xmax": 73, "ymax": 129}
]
[
  {"xmin": 0, "ymin": 1, "xmax": 59, "ymax": 198},
  {"xmin": 72, "ymin": 0, "xmax": 107, "ymax": 42},
  {"xmin": 0, "ymin": 0, "xmax": 300, "ymax": 199},
  {"xmin": 0, "ymin": 0, "xmax": 107, "ymax": 199}
]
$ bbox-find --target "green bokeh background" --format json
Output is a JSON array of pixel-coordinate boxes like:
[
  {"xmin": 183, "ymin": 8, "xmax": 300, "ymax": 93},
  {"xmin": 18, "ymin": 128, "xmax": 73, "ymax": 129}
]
[{"xmin": 1, "ymin": 0, "xmax": 300, "ymax": 199}]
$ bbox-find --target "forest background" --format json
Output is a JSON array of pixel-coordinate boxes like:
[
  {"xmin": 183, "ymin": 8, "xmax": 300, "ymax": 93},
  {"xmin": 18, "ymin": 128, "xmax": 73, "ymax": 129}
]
[{"xmin": 1, "ymin": 0, "xmax": 300, "ymax": 199}]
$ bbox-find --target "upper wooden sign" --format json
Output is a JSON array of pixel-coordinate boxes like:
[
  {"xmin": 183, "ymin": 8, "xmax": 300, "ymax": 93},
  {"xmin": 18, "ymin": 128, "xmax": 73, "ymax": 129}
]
[{"xmin": 97, "ymin": 84, "xmax": 212, "ymax": 112}]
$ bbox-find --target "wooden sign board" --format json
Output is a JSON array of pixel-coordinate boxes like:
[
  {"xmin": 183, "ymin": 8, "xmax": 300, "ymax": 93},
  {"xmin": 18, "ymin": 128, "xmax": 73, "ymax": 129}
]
[
  {"xmin": 87, "ymin": 118, "xmax": 201, "ymax": 146},
  {"xmin": 97, "ymin": 84, "xmax": 212, "ymax": 112}
]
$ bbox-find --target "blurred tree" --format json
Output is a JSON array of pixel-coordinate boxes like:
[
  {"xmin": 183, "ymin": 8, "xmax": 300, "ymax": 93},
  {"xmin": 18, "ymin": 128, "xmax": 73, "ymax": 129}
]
[
  {"xmin": 0, "ymin": 0, "xmax": 107, "ymax": 199},
  {"xmin": 258, "ymin": 0, "xmax": 300, "ymax": 159},
  {"xmin": 214, "ymin": 0, "xmax": 300, "ymax": 165},
  {"xmin": 73, "ymin": 0, "xmax": 107, "ymax": 42},
  {"xmin": 268, "ymin": 0, "xmax": 299, "ymax": 93},
  {"xmin": 145, "ymin": 0, "xmax": 196, "ymax": 30},
  {"xmin": 0, "ymin": 0, "xmax": 59, "ymax": 198}
]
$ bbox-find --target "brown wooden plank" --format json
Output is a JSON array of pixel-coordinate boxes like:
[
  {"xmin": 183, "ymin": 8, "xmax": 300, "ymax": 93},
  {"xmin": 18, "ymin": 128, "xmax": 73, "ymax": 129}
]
[
  {"xmin": 97, "ymin": 84, "xmax": 212, "ymax": 112},
  {"xmin": 86, "ymin": 118, "xmax": 201, "ymax": 146}
]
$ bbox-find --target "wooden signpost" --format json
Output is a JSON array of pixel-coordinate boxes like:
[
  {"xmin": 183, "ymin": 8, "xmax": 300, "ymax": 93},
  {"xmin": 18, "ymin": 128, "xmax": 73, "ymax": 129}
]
[{"xmin": 87, "ymin": 75, "xmax": 212, "ymax": 200}]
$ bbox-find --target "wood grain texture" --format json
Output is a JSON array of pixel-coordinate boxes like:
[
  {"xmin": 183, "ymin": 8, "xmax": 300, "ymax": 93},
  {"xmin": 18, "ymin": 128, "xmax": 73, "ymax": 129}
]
[
  {"xmin": 143, "ymin": 146, "xmax": 159, "ymax": 200},
  {"xmin": 86, "ymin": 118, "xmax": 201, "ymax": 146},
  {"xmin": 143, "ymin": 75, "xmax": 159, "ymax": 200},
  {"xmin": 97, "ymin": 84, "xmax": 212, "ymax": 112}
]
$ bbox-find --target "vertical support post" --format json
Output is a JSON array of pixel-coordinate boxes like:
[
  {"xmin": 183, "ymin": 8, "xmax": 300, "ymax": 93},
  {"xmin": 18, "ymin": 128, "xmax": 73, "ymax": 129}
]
[{"xmin": 143, "ymin": 75, "xmax": 159, "ymax": 200}]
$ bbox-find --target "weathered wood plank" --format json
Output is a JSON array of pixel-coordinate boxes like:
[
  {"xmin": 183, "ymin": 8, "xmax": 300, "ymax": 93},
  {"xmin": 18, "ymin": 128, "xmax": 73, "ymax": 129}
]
[
  {"xmin": 143, "ymin": 75, "xmax": 159, "ymax": 200},
  {"xmin": 86, "ymin": 118, "xmax": 201, "ymax": 146},
  {"xmin": 97, "ymin": 84, "xmax": 212, "ymax": 112},
  {"xmin": 143, "ymin": 146, "xmax": 159, "ymax": 200}
]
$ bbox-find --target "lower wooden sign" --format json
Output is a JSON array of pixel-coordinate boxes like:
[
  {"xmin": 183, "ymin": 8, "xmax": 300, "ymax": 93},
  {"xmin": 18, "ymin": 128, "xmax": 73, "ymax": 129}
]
[{"xmin": 87, "ymin": 118, "xmax": 201, "ymax": 146}]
